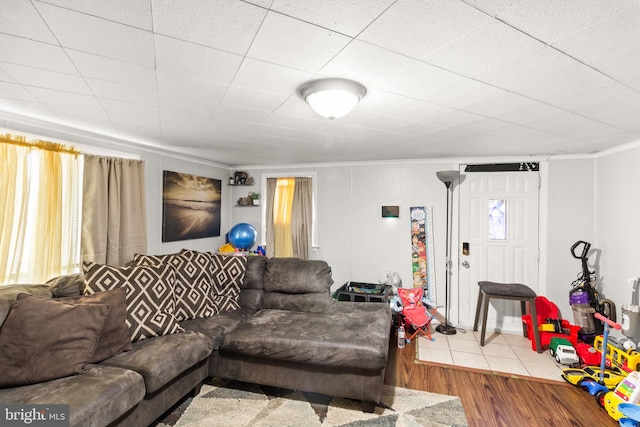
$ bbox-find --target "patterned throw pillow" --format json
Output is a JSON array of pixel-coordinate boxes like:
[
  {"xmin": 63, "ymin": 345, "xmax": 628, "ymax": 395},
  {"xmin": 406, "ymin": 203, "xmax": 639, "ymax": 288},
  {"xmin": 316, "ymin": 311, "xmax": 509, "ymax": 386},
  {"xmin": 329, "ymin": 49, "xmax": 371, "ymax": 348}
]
[
  {"xmin": 133, "ymin": 252, "xmax": 218, "ymax": 321},
  {"xmin": 83, "ymin": 261, "xmax": 184, "ymax": 342},
  {"xmin": 203, "ymin": 252, "xmax": 247, "ymax": 311}
]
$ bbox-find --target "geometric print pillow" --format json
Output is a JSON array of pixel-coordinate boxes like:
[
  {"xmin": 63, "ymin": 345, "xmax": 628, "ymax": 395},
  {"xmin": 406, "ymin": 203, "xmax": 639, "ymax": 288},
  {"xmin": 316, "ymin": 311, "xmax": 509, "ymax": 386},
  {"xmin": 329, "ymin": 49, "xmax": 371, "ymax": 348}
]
[
  {"xmin": 83, "ymin": 261, "xmax": 184, "ymax": 342},
  {"xmin": 202, "ymin": 252, "xmax": 247, "ymax": 311},
  {"xmin": 133, "ymin": 252, "xmax": 218, "ymax": 321}
]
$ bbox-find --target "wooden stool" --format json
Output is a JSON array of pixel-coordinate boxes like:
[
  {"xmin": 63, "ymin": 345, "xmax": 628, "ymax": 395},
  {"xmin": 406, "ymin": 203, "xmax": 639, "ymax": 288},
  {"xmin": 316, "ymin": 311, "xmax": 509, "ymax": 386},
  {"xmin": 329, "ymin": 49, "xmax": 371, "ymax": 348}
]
[{"xmin": 473, "ymin": 281, "xmax": 543, "ymax": 353}]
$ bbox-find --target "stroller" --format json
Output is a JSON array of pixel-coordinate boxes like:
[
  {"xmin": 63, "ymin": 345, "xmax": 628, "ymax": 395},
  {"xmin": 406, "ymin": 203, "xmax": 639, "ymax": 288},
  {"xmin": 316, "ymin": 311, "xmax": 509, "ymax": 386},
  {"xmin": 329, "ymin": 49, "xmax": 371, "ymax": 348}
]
[{"xmin": 390, "ymin": 287, "xmax": 435, "ymax": 342}]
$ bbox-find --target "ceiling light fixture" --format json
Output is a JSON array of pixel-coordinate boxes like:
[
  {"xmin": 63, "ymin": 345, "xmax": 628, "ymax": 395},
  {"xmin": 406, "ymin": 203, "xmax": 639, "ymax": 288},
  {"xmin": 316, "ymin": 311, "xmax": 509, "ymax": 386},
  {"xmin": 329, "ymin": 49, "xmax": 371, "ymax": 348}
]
[{"xmin": 297, "ymin": 78, "xmax": 366, "ymax": 120}]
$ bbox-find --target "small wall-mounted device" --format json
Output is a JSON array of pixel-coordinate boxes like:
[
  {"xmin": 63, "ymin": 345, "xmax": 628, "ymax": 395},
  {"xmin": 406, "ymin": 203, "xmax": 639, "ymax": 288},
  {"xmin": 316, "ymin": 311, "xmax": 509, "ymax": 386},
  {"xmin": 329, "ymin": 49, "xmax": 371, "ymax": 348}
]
[{"xmin": 381, "ymin": 205, "xmax": 399, "ymax": 218}]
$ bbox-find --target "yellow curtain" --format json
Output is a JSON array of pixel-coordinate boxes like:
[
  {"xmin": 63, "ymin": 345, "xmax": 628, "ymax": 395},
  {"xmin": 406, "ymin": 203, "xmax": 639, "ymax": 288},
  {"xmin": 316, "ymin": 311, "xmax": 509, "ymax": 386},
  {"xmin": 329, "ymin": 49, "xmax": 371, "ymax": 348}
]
[
  {"xmin": 0, "ymin": 135, "xmax": 81, "ymax": 284},
  {"xmin": 272, "ymin": 177, "xmax": 295, "ymax": 257}
]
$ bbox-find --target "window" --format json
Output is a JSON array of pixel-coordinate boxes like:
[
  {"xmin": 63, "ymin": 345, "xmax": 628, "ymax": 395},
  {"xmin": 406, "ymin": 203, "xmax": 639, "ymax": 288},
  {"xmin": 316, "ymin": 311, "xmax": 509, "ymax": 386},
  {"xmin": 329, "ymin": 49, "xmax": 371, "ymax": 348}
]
[
  {"xmin": 0, "ymin": 138, "xmax": 83, "ymax": 284},
  {"xmin": 261, "ymin": 172, "xmax": 317, "ymax": 259}
]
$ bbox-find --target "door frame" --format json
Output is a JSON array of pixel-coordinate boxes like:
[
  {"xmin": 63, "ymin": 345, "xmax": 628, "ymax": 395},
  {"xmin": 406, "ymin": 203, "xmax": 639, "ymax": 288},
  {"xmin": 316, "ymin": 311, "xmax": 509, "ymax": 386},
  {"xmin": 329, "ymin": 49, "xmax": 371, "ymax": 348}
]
[{"xmin": 449, "ymin": 161, "xmax": 550, "ymax": 328}]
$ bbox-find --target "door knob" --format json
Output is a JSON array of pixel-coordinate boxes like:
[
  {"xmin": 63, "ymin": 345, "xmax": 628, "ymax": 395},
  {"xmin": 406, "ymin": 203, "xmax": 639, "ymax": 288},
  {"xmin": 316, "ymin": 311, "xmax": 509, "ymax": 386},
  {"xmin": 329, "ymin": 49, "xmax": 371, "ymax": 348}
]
[{"xmin": 462, "ymin": 260, "xmax": 470, "ymax": 268}]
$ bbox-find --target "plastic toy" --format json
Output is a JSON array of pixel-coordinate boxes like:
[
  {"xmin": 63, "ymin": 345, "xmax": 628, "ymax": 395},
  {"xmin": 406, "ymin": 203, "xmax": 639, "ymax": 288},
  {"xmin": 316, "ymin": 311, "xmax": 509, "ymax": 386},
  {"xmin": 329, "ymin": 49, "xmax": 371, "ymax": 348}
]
[
  {"xmin": 562, "ymin": 366, "xmax": 625, "ymax": 390},
  {"xmin": 549, "ymin": 337, "xmax": 579, "ymax": 365},
  {"xmin": 228, "ymin": 223, "xmax": 257, "ymax": 250},
  {"xmin": 578, "ymin": 313, "xmax": 627, "ymax": 400},
  {"xmin": 594, "ymin": 334, "xmax": 640, "ymax": 373},
  {"xmin": 601, "ymin": 371, "xmax": 640, "ymax": 421}
]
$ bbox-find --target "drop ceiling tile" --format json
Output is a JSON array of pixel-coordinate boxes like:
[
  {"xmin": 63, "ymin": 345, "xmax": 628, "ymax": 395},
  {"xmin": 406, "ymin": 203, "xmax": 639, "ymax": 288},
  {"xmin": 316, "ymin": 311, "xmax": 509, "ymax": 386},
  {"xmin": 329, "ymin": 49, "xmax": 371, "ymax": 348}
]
[
  {"xmin": 86, "ymin": 79, "xmax": 158, "ymax": 106},
  {"xmin": 158, "ymin": 91, "xmax": 218, "ymax": 117},
  {"xmin": 0, "ymin": 69, "xmax": 13, "ymax": 83},
  {"xmin": 46, "ymin": 104, "xmax": 114, "ymax": 126},
  {"xmin": 40, "ymin": 0, "xmax": 153, "ymax": 30},
  {"xmin": 108, "ymin": 112, "xmax": 159, "ymax": 129},
  {"xmin": 428, "ymin": 77, "xmax": 507, "ymax": 110},
  {"xmin": 497, "ymin": 0, "xmax": 637, "ymax": 44},
  {"xmin": 0, "ymin": 63, "xmax": 91, "ymax": 95},
  {"xmin": 463, "ymin": 91, "xmax": 541, "ymax": 118},
  {"xmin": 214, "ymin": 103, "xmax": 271, "ymax": 122},
  {"xmin": 358, "ymin": 0, "xmax": 489, "ymax": 59},
  {"xmin": 99, "ymin": 98, "xmax": 159, "ymax": 119},
  {"xmin": 378, "ymin": 61, "xmax": 462, "ymax": 101},
  {"xmin": 221, "ymin": 86, "xmax": 288, "ymax": 112},
  {"xmin": 320, "ymin": 40, "xmax": 415, "ymax": 87},
  {"xmin": 232, "ymin": 58, "xmax": 313, "ymax": 96},
  {"xmin": 247, "ymin": 11, "xmax": 351, "ymax": 72},
  {"xmin": 34, "ymin": 2, "xmax": 155, "ymax": 67},
  {"xmin": 462, "ymin": 0, "xmax": 522, "ymax": 17},
  {"xmin": 0, "ymin": 82, "xmax": 39, "ymax": 102},
  {"xmin": 424, "ymin": 19, "xmax": 543, "ymax": 78},
  {"xmin": 152, "ymin": 0, "xmax": 266, "ymax": 55},
  {"xmin": 0, "ymin": 34, "xmax": 77, "ymax": 74},
  {"xmin": 155, "ymin": 35, "xmax": 243, "ymax": 84},
  {"xmin": 0, "ymin": 98, "xmax": 55, "ymax": 120},
  {"xmin": 66, "ymin": 51, "xmax": 157, "ymax": 89},
  {"xmin": 549, "ymin": 82, "xmax": 637, "ymax": 115},
  {"xmin": 27, "ymin": 86, "xmax": 102, "ymax": 110},
  {"xmin": 271, "ymin": 0, "xmax": 394, "ymax": 37},
  {"xmin": 2, "ymin": 0, "xmax": 57, "ymax": 43},
  {"xmin": 157, "ymin": 71, "xmax": 228, "ymax": 103}
]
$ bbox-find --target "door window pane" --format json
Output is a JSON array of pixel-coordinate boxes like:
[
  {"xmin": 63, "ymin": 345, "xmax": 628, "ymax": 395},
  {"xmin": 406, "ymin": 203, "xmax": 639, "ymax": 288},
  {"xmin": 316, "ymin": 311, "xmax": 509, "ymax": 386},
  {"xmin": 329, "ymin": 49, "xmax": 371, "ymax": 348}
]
[{"xmin": 489, "ymin": 199, "xmax": 506, "ymax": 240}]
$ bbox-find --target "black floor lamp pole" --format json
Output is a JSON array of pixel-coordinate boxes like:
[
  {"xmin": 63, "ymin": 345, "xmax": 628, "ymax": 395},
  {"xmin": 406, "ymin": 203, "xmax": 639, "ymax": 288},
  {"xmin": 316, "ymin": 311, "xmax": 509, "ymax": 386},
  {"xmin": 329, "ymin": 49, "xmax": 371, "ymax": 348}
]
[{"xmin": 435, "ymin": 170, "xmax": 459, "ymax": 335}]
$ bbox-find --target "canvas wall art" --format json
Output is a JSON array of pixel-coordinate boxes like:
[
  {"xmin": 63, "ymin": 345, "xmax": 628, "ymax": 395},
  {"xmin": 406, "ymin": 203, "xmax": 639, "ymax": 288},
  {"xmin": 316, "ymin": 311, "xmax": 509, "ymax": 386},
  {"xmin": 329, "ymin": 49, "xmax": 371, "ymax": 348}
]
[{"xmin": 162, "ymin": 171, "xmax": 221, "ymax": 242}]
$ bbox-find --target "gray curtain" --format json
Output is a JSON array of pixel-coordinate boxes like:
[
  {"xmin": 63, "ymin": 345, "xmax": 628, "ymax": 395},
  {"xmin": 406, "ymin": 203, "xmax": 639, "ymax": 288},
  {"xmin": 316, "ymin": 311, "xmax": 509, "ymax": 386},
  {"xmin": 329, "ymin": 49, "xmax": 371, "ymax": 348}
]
[
  {"xmin": 291, "ymin": 177, "xmax": 312, "ymax": 259},
  {"xmin": 81, "ymin": 155, "xmax": 147, "ymax": 266}
]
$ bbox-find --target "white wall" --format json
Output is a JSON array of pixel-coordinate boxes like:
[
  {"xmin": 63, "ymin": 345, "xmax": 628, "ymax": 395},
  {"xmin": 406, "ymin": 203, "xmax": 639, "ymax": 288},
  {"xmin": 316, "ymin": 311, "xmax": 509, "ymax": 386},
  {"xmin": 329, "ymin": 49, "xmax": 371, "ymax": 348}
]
[
  {"xmin": 544, "ymin": 157, "xmax": 596, "ymax": 319},
  {"xmin": 595, "ymin": 145, "xmax": 640, "ymax": 318}
]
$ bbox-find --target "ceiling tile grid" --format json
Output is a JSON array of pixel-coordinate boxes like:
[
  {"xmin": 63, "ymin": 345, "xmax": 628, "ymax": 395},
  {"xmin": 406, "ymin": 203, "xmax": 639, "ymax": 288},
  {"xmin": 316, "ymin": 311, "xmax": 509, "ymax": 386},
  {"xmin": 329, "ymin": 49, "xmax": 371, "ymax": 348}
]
[{"xmin": 0, "ymin": 0, "xmax": 638, "ymax": 165}]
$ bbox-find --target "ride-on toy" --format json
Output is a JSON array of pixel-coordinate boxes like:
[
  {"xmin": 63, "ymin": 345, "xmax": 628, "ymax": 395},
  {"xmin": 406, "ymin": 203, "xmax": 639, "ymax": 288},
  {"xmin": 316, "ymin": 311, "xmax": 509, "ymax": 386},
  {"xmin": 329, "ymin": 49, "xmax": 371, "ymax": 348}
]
[{"xmin": 578, "ymin": 313, "xmax": 626, "ymax": 404}]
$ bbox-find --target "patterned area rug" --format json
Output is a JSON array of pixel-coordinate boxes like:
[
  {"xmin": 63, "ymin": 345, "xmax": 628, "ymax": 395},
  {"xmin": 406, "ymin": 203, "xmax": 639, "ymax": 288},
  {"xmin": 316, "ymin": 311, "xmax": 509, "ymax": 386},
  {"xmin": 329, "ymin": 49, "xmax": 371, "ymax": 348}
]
[{"xmin": 153, "ymin": 378, "xmax": 469, "ymax": 427}]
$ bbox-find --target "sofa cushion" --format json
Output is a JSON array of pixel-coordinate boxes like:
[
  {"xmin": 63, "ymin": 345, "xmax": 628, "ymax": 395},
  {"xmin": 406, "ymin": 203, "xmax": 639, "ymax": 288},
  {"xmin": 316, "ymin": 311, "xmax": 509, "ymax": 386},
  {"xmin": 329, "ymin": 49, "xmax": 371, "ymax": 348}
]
[
  {"xmin": 181, "ymin": 308, "xmax": 254, "ymax": 349},
  {"xmin": 261, "ymin": 258, "xmax": 333, "ymax": 313},
  {"xmin": 46, "ymin": 273, "xmax": 84, "ymax": 297},
  {"xmin": 60, "ymin": 288, "xmax": 133, "ymax": 363},
  {"xmin": 0, "ymin": 365, "xmax": 145, "ymax": 427},
  {"xmin": 220, "ymin": 303, "xmax": 391, "ymax": 370},
  {"xmin": 133, "ymin": 251, "xmax": 218, "ymax": 321},
  {"xmin": 0, "ymin": 294, "xmax": 110, "ymax": 388},
  {"xmin": 0, "ymin": 284, "xmax": 53, "ymax": 328},
  {"xmin": 100, "ymin": 330, "xmax": 213, "ymax": 393},
  {"xmin": 83, "ymin": 261, "xmax": 184, "ymax": 342},
  {"xmin": 237, "ymin": 256, "xmax": 266, "ymax": 310},
  {"xmin": 206, "ymin": 253, "xmax": 247, "ymax": 311}
]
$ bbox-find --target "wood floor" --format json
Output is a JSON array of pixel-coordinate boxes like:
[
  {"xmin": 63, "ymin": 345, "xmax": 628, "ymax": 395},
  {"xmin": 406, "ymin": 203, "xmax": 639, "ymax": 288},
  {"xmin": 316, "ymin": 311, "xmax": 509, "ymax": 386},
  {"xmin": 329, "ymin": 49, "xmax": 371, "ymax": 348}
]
[{"xmin": 384, "ymin": 337, "xmax": 617, "ymax": 427}]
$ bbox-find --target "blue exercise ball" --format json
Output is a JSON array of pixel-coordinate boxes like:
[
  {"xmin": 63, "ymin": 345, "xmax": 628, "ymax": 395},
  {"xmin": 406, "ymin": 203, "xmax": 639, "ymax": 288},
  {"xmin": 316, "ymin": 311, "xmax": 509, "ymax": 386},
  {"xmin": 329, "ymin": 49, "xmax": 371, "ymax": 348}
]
[{"xmin": 228, "ymin": 223, "xmax": 257, "ymax": 250}]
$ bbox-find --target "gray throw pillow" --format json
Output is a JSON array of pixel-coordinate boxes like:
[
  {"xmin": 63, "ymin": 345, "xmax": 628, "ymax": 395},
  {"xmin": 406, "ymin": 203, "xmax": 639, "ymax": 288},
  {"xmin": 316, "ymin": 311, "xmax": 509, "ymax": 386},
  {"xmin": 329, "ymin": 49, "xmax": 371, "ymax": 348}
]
[
  {"xmin": 60, "ymin": 288, "xmax": 133, "ymax": 363},
  {"xmin": 0, "ymin": 294, "xmax": 110, "ymax": 389}
]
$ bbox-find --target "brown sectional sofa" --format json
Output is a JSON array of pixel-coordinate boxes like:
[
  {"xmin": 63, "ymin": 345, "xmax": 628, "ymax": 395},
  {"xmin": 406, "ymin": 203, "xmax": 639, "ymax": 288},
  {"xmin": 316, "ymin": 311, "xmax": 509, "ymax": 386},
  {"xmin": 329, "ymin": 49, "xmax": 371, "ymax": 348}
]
[{"xmin": 0, "ymin": 255, "xmax": 392, "ymax": 426}]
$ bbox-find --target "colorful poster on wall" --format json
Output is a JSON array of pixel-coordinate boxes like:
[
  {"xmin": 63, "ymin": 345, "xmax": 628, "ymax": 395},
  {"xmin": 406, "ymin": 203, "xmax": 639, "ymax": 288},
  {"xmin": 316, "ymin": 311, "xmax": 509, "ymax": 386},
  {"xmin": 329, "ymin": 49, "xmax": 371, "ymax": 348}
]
[{"xmin": 410, "ymin": 206, "xmax": 436, "ymax": 302}]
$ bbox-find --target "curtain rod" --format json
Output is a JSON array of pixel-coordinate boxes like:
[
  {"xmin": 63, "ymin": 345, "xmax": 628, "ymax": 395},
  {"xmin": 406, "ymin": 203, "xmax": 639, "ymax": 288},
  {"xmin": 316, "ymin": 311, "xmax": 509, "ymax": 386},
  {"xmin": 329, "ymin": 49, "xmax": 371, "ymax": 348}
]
[{"xmin": 1, "ymin": 133, "xmax": 80, "ymax": 156}]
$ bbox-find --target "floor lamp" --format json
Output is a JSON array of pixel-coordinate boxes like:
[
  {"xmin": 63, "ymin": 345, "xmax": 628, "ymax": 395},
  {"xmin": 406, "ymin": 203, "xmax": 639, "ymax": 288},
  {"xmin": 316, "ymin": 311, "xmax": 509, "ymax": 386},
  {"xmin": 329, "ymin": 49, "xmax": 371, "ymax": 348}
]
[{"xmin": 435, "ymin": 170, "xmax": 460, "ymax": 335}]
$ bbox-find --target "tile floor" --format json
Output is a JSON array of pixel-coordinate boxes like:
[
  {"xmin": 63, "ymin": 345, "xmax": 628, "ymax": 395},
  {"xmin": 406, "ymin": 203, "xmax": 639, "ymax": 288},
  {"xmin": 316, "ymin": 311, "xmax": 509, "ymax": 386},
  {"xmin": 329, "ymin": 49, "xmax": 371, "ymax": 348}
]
[{"xmin": 414, "ymin": 326, "xmax": 566, "ymax": 383}]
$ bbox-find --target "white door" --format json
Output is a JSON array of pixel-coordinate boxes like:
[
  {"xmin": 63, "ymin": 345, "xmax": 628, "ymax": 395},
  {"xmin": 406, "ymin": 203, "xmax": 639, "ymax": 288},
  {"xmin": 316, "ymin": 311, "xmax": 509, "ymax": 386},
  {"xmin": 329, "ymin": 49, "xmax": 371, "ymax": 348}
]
[{"xmin": 456, "ymin": 169, "xmax": 540, "ymax": 333}]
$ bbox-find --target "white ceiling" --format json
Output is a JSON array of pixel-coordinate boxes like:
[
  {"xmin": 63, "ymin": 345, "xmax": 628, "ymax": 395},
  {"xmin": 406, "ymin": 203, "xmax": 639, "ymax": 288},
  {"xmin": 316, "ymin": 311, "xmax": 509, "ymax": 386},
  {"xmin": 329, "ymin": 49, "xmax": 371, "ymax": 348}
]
[{"xmin": 1, "ymin": 0, "xmax": 639, "ymax": 166}]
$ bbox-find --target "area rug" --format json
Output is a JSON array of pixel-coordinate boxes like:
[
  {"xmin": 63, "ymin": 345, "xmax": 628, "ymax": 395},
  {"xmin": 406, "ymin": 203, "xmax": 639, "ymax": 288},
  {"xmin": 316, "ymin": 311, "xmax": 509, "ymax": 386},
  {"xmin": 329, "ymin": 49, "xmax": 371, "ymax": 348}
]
[{"xmin": 153, "ymin": 378, "xmax": 469, "ymax": 427}]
